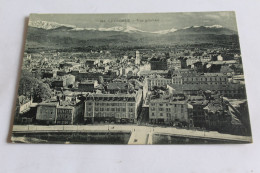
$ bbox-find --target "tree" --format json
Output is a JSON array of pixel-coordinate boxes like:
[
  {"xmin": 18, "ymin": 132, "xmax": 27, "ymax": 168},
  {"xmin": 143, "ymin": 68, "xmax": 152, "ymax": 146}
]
[
  {"xmin": 18, "ymin": 70, "xmax": 52, "ymax": 102},
  {"xmin": 33, "ymin": 81, "xmax": 52, "ymax": 102},
  {"xmin": 34, "ymin": 69, "xmax": 43, "ymax": 79},
  {"xmin": 18, "ymin": 70, "xmax": 38, "ymax": 97}
]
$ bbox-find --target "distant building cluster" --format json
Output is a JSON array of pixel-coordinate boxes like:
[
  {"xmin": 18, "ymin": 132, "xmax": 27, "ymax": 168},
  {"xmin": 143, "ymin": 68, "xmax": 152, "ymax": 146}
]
[{"xmin": 15, "ymin": 46, "xmax": 250, "ymax": 136}]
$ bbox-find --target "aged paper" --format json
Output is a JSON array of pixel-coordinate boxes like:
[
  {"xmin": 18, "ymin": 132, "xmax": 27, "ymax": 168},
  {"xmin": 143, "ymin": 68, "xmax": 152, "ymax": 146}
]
[{"xmin": 11, "ymin": 12, "xmax": 252, "ymax": 144}]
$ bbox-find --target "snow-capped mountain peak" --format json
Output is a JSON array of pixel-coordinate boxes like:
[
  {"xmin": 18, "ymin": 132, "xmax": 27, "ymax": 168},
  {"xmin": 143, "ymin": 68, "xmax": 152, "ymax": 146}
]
[
  {"xmin": 29, "ymin": 20, "xmax": 76, "ymax": 30},
  {"xmin": 151, "ymin": 28, "xmax": 177, "ymax": 34},
  {"xmin": 98, "ymin": 26, "xmax": 146, "ymax": 33},
  {"xmin": 183, "ymin": 26, "xmax": 200, "ymax": 29},
  {"xmin": 124, "ymin": 26, "xmax": 146, "ymax": 33},
  {"xmin": 205, "ymin": 25, "xmax": 223, "ymax": 28},
  {"xmin": 29, "ymin": 20, "xmax": 229, "ymax": 35},
  {"xmin": 182, "ymin": 25, "xmax": 223, "ymax": 30},
  {"xmin": 71, "ymin": 27, "xmax": 96, "ymax": 31}
]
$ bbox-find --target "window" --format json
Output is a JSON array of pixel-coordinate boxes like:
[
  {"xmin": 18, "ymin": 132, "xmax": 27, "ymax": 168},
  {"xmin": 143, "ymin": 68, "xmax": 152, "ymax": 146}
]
[
  {"xmin": 160, "ymin": 113, "xmax": 163, "ymax": 116},
  {"xmin": 151, "ymin": 113, "xmax": 155, "ymax": 116}
]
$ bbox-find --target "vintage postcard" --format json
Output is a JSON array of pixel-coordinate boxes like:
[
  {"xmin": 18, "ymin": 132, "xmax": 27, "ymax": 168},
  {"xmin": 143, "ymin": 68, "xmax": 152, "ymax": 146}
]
[{"xmin": 11, "ymin": 12, "xmax": 252, "ymax": 144}]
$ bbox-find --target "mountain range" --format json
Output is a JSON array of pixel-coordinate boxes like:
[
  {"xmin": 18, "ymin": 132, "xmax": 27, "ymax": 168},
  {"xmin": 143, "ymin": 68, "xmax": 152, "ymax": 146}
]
[
  {"xmin": 26, "ymin": 20, "xmax": 239, "ymax": 50},
  {"xmin": 29, "ymin": 20, "xmax": 236, "ymax": 35}
]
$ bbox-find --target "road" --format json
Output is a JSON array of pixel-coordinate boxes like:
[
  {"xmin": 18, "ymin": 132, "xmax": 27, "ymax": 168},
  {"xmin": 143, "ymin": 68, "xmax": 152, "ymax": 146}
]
[{"xmin": 12, "ymin": 124, "xmax": 252, "ymax": 144}]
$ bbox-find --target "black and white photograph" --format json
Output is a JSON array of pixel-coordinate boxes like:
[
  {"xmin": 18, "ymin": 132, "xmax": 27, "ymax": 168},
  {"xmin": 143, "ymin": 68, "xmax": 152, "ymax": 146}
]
[{"xmin": 11, "ymin": 12, "xmax": 252, "ymax": 144}]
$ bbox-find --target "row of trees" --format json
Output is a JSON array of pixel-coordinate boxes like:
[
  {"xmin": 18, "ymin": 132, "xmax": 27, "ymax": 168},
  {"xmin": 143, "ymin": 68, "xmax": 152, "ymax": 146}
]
[{"xmin": 18, "ymin": 70, "xmax": 52, "ymax": 102}]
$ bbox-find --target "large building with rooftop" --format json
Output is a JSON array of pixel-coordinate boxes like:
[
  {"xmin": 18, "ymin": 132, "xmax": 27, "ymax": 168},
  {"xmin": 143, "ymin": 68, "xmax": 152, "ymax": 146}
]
[{"xmin": 84, "ymin": 90, "xmax": 142, "ymax": 124}]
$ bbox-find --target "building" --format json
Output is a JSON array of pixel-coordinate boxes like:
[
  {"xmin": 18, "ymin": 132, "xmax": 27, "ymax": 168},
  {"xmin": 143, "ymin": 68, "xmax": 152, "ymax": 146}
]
[
  {"xmin": 51, "ymin": 75, "xmax": 76, "ymax": 89},
  {"xmin": 172, "ymin": 69, "xmax": 198, "ymax": 76},
  {"xmin": 137, "ymin": 70, "xmax": 168, "ymax": 77},
  {"xmin": 56, "ymin": 99, "xmax": 85, "ymax": 125},
  {"xmin": 172, "ymin": 73, "xmax": 228, "ymax": 85},
  {"xmin": 84, "ymin": 90, "xmax": 142, "ymax": 124},
  {"xmin": 17, "ymin": 95, "xmax": 32, "ymax": 114},
  {"xmin": 167, "ymin": 83, "xmax": 245, "ymax": 99},
  {"xmin": 193, "ymin": 61, "xmax": 203, "ymax": 72},
  {"xmin": 57, "ymin": 70, "xmax": 68, "ymax": 76},
  {"xmin": 56, "ymin": 105, "xmax": 74, "ymax": 125},
  {"xmin": 203, "ymin": 100, "xmax": 229, "ymax": 131},
  {"xmin": 71, "ymin": 70, "xmax": 103, "ymax": 82},
  {"xmin": 135, "ymin": 50, "xmax": 141, "ymax": 65},
  {"xmin": 42, "ymin": 68, "xmax": 56, "ymax": 78},
  {"xmin": 73, "ymin": 98, "xmax": 85, "ymax": 124},
  {"xmin": 167, "ymin": 58, "xmax": 181, "ymax": 70},
  {"xmin": 36, "ymin": 102, "xmax": 58, "ymax": 125},
  {"xmin": 78, "ymin": 80, "xmax": 98, "ymax": 92},
  {"xmin": 36, "ymin": 98, "xmax": 85, "ymax": 125},
  {"xmin": 150, "ymin": 58, "xmax": 168, "ymax": 70},
  {"xmin": 85, "ymin": 59, "xmax": 99, "ymax": 68},
  {"xmin": 15, "ymin": 96, "xmax": 35, "ymax": 124},
  {"xmin": 188, "ymin": 95, "xmax": 209, "ymax": 128},
  {"xmin": 186, "ymin": 57, "xmax": 200, "ymax": 67},
  {"xmin": 64, "ymin": 74, "xmax": 75, "ymax": 87},
  {"xmin": 149, "ymin": 96, "xmax": 193, "ymax": 126},
  {"xmin": 106, "ymin": 82, "xmax": 129, "ymax": 94},
  {"xmin": 200, "ymin": 56, "xmax": 211, "ymax": 63},
  {"xmin": 144, "ymin": 76, "xmax": 182, "ymax": 91}
]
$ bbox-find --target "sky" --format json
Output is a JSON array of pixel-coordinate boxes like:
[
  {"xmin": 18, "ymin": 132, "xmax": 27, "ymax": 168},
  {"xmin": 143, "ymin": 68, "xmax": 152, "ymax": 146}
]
[{"xmin": 29, "ymin": 12, "xmax": 238, "ymax": 31}]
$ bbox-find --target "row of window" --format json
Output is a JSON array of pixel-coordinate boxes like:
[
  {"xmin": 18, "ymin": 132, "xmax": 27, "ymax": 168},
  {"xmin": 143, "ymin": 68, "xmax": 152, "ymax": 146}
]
[
  {"xmin": 150, "ymin": 103, "xmax": 185, "ymax": 107},
  {"xmin": 87, "ymin": 102, "xmax": 135, "ymax": 106},
  {"xmin": 150, "ymin": 80, "xmax": 172, "ymax": 84},
  {"xmin": 86, "ymin": 112, "xmax": 135, "ymax": 118},
  {"xmin": 150, "ymin": 107, "xmax": 184, "ymax": 112},
  {"xmin": 57, "ymin": 114, "xmax": 71, "ymax": 120},
  {"xmin": 40, "ymin": 110, "xmax": 54, "ymax": 116},
  {"xmin": 56, "ymin": 121, "xmax": 70, "ymax": 125},
  {"xmin": 87, "ymin": 107, "xmax": 134, "ymax": 112},
  {"xmin": 184, "ymin": 82, "xmax": 227, "ymax": 85},
  {"xmin": 183, "ymin": 77, "xmax": 227, "ymax": 81},
  {"xmin": 150, "ymin": 112, "xmax": 186, "ymax": 118},
  {"xmin": 57, "ymin": 109, "xmax": 72, "ymax": 114},
  {"xmin": 219, "ymin": 90, "xmax": 241, "ymax": 94}
]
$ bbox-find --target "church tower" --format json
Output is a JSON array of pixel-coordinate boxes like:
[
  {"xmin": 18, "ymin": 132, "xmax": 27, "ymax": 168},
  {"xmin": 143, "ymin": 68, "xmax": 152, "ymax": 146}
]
[{"xmin": 135, "ymin": 50, "xmax": 140, "ymax": 65}]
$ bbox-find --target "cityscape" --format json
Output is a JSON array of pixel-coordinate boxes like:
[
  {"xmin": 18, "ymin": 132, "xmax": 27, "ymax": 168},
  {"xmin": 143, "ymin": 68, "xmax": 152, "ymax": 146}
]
[{"xmin": 11, "ymin": 12, "xmax": 252, "ymax": 144}]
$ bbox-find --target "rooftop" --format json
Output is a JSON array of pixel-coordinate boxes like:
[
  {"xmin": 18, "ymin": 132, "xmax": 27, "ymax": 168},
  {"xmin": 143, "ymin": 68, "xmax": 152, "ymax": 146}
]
[{"xmin": 86, "ymin": 93, "xmax": 136, "ymax": 102}]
